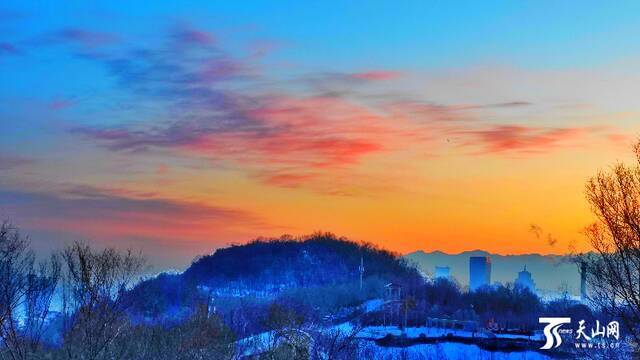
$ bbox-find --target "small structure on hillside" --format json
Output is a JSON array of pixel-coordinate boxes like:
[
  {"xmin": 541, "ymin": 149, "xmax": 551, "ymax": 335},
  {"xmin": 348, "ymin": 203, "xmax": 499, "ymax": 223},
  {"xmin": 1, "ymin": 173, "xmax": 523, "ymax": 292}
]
[
  {"xmin": 382, "ymin": 283, "xmax": 402, "ymax": 327},
  {"xmin": 384, "ymin": 283, "xmax": 402, "ymax": 301}
]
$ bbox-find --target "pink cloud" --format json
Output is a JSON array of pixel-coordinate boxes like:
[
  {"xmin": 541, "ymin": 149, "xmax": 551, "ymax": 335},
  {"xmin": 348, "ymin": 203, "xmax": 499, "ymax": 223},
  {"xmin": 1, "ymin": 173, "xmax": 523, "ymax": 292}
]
[
  {"xmin": 172, "ymin": 26, "xmax": 216, "ymax": 45},
  {"xmin": 259, "ymin": 172, "xmax": 317, "ymax": 188},
  {"xmin": 350, "ymin": 71, "xmax": 402, "ymax": 81},
  {"xmin": 248, "ymin": 39, "xmax": 281, "ymax": 59},
  {"xmin": 57, "ymin": 28, "xmax": 118, "ymax": 47},
  {"xmin": 64, "ymin": 26, "xmax": 623, "ymax": 193},
  {"xmin": 156, "ymin": 164, "xmax": 170, "ymax": 175},
  {"xmin": 183, "ymin": 96, "xmax": 389, "ymax": 169},
  {"xmin": 199, "ymin": 58, "xmax": 247, "ymax": 82},
  {"xmin": 48, "ymin": 99, "xmax": 74, "ymax": 110},
  {"xmin": 0, "ymin": 155, "xmax": 34, "ymax": 170},
  {"xmin": 607, "ymin": 133, "xmax": 634, "ymax": 148},
  {"xmin": 1, "ymin": 186, "xmax": 265, "ymax": 242},
  {"xmin": 458, "ymin": 125, "xmax": 591, "ymax": 155}
]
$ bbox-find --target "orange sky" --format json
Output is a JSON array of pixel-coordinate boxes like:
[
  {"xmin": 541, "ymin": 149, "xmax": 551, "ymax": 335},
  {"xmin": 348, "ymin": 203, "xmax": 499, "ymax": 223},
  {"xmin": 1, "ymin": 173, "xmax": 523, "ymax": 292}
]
[{"xmin": 2, "ymin": 4, "xmax": 640, "ymax": 269}]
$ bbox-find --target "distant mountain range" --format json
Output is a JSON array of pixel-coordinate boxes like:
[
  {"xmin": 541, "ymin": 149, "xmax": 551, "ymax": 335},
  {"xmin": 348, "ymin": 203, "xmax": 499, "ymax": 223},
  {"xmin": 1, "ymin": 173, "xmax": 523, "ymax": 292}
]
[{"xmin": 404, "ymin": 250, "xmax": 581, "ymax": 295}]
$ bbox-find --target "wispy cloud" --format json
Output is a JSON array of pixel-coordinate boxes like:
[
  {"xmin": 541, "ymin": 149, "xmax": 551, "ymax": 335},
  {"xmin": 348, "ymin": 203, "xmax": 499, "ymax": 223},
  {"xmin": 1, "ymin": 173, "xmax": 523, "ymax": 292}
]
[
  {"xmin": 0, "ymin": 185, "xmax": 264, "ymax": 241},
  {"xmin": 485, "ymin": 101, "xmax": 532, "ymax": 108},
  {"xmin": 49, "ymin": 27, "xmax": 119, "ymax": 48},
  {"xmin": 455, "ymin": 101, "xmax": 533, "ymax": 110},
  {"xmin": 457, "ymin": 125, "xmax": 595, "ymax": 155},
  {"xmin": 350, "ymin": 70, "xmax": 402, "ymax": 81},
  {"xmin": 63, "ymin": 25, "xmax": 410, "ymax": 189},
  {"xmin": 0, "ymin": 42, "xmax": 22, "ymax": 56},
  {"xmin": 171, "ymin": 23, "xmax": 217, "ymax": 45},
  {"xmin": 258, "ymin": 171, "xmax": 317, "ymax": 189},
  {"xmin": 53, "ymin": 23, "xmax": 621, "ymax": 192},
  {"xmin": 0, "ymin": 155, "xmax": 34, "ymax": 170},
  {"xmin": 48, "ymin": 98, "xmax": 75, "ymax": 110}
]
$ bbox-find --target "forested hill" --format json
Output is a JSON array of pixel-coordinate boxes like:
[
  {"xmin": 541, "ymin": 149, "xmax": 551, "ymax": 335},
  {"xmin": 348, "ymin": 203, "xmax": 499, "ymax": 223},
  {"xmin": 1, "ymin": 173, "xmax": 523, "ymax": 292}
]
[
  {"xmin": 128, "ymin": 233, "xmax": 420, "ymax": 319},
  {"xmin": 183, "ymin": 232, "xmax": 414, "ymax": 288}
]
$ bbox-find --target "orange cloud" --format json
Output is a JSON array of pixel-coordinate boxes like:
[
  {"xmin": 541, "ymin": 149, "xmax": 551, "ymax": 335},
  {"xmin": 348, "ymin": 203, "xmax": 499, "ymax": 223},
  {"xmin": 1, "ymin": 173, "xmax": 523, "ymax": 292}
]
[
  {"xmin": 258, "ymin": 172, "xmax": 317, "ymax": 188},
  {"xmin": 457, "ymin": 125, "xmax": 592, "ymax": 155}
]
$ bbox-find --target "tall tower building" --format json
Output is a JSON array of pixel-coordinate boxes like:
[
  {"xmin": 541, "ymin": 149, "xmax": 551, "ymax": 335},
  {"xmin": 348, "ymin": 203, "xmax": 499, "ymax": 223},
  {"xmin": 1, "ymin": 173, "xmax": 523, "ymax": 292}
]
[
  {"xmin": 580, "ymin": 261, "xmax": 587, "ymax": 301},
  {"xmin": 514, "ymin": 265, "xmax": 536, "ymax": 293},
  {"xmin": 469, "ymin": 256, "xmax": 491, "ymax": 291}
]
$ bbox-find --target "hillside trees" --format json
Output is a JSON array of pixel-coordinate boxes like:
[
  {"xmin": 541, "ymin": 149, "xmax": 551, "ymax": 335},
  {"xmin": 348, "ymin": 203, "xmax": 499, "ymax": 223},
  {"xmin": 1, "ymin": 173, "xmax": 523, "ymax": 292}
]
[
  {"xmin": 58, "ymin": 241, "xmax": 146, "ymax": 359},
  {"xmin": 0, "ymin": 221, "xmax": 60, "ymax": 360},
  {"xmin": 183, "ymin": 232, "xmax": 418, "ymax": 292},
  {"xmin": 580, "ymin": 140, "xmax": 640, "ymax": 346}
]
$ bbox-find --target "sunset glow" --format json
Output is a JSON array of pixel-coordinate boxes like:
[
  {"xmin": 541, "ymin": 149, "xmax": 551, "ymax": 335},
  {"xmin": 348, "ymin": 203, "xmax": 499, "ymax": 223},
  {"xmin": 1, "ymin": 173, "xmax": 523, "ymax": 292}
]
[{"xmin": 2, "ymin": 1, "xmax": 640, "ymax": 268}]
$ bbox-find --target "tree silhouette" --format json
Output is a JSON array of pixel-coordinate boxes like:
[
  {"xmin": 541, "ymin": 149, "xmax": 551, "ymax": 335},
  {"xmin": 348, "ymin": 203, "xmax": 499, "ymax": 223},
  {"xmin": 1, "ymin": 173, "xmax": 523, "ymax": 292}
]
[{"xmin": 579, "ymin": 140, "xmax": 640, "ymax": 349}]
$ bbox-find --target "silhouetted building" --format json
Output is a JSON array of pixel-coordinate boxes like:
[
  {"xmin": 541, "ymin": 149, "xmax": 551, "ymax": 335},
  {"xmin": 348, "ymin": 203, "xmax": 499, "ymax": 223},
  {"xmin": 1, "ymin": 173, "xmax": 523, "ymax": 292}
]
[
  {"xmin": 580, "ymin": 261, "xmax": 587, "ymax": 301},
  {"xmin": 384, "ymin": 282, "xmax": 402, "ymax": 301},
  {"xmin": 469, "ymin": 256, "xmax": 491, "ymax": 291},
  {"xmin": 434, "ymin": 266, "xmax": 450, "ymax": 279},
  {"xmin": 514, "ymin": 265, "xmax": 536, "ymax": 293},
  {"xmin": 383, "ymin": 283, "xmax": 402, "ymax": 327}
]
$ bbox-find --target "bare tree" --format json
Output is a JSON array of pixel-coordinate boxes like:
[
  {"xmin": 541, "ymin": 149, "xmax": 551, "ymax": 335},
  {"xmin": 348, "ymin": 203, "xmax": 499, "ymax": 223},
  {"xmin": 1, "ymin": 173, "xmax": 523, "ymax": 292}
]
[
  {"xmin": 309, "ymin": 322, "xmax": 363, "ymax": 360},
  {"xmin": 580, "ymin": 140, "xmax": 640, "ymax": 348},
  {"xmin": 0, "ymin": 221, "xmax": 30, "ymax": 360},
  {"xmin": 0, "ymin": 221, "xmax": 60, "ymax": 360},
  {"xmin": 121, "ymin": 303, "xmax": 236, "ymax": 360},
  {"xmin": 59, "ymin": 241, "xmax": 145, "ymax": 360},
  {"xmin": 256, "ymin": 303, "xmax": 311, "ymax": 359}
]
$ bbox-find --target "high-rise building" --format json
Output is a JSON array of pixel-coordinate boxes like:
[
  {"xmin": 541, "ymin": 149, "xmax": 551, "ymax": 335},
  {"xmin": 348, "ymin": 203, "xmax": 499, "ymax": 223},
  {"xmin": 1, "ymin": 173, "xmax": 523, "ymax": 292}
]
[
  {"xmin": 469, "ymin": 256, "xmax": 491, "ymax": 291},
  {"xmin": 434, "ymin": 266, "xmax": 450, "ymax": 279},
  {"xmin": 514, "ymin": 265, "xmax": 536, "ymax": 293},
  {"xmin": 580, "ymin": 261, "xmax": 587, "ymax": 301}
]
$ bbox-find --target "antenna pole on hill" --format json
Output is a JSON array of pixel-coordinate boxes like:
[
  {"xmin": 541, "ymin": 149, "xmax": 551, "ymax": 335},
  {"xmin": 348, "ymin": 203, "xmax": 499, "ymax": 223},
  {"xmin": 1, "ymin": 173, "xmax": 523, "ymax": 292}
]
[{"xmin": 359, "ymin": 255, "xmax": 364, "ymax": 291}]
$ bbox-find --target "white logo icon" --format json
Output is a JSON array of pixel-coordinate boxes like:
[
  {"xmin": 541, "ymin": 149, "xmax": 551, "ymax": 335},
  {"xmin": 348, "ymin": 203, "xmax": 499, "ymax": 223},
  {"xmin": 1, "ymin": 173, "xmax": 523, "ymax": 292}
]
[{"xmin": 539, "ymin": 317, "xmax": 571, "ymax": 349}]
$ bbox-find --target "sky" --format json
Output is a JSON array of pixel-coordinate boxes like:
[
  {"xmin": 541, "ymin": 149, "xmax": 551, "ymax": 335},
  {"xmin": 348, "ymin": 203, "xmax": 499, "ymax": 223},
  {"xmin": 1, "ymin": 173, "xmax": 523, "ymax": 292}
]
[{"xmin": 2, "ymin": 1, "xmax": 640, "ymax": 269}]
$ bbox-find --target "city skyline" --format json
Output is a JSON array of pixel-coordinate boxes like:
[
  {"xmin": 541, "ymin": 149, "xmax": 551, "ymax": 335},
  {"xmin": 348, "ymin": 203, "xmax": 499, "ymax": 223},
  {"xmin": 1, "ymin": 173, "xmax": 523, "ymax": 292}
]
[{"xmin": 2, "ymin": 1, "xmax": 640, "ymax": 268}]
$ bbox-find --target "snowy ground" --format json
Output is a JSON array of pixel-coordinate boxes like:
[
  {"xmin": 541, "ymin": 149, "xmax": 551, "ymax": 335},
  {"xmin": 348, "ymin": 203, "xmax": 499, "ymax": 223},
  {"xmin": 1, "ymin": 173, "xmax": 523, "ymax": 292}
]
[
  {"xmin": 237, "ymin": 323, "xmax": 548, "ymax": 358},
  {"xmin": 238, "ymin": 299, "xmax": 549, "ymax": 358},
  {"xmin": 237, "ymin": 331, "xmax": 552, "ymax": 359},
  {"xmin": 358, "ymin": 341, "xmax": 553, "ymax": 360},
  {"xmin": 362, "ymin": 298, "xmax": 384, "ymax": 312},
  {"xmin": 336, "ymin": 323, "xmax": 543, "ymax": 342}
]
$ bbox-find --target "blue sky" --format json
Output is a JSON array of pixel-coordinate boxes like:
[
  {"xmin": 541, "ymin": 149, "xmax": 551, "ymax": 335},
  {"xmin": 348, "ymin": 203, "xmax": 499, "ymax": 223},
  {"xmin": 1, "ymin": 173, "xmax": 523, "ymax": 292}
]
[{"xmin": 5, "ymin": 1, "xmax": 640, "ymax": 72}]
